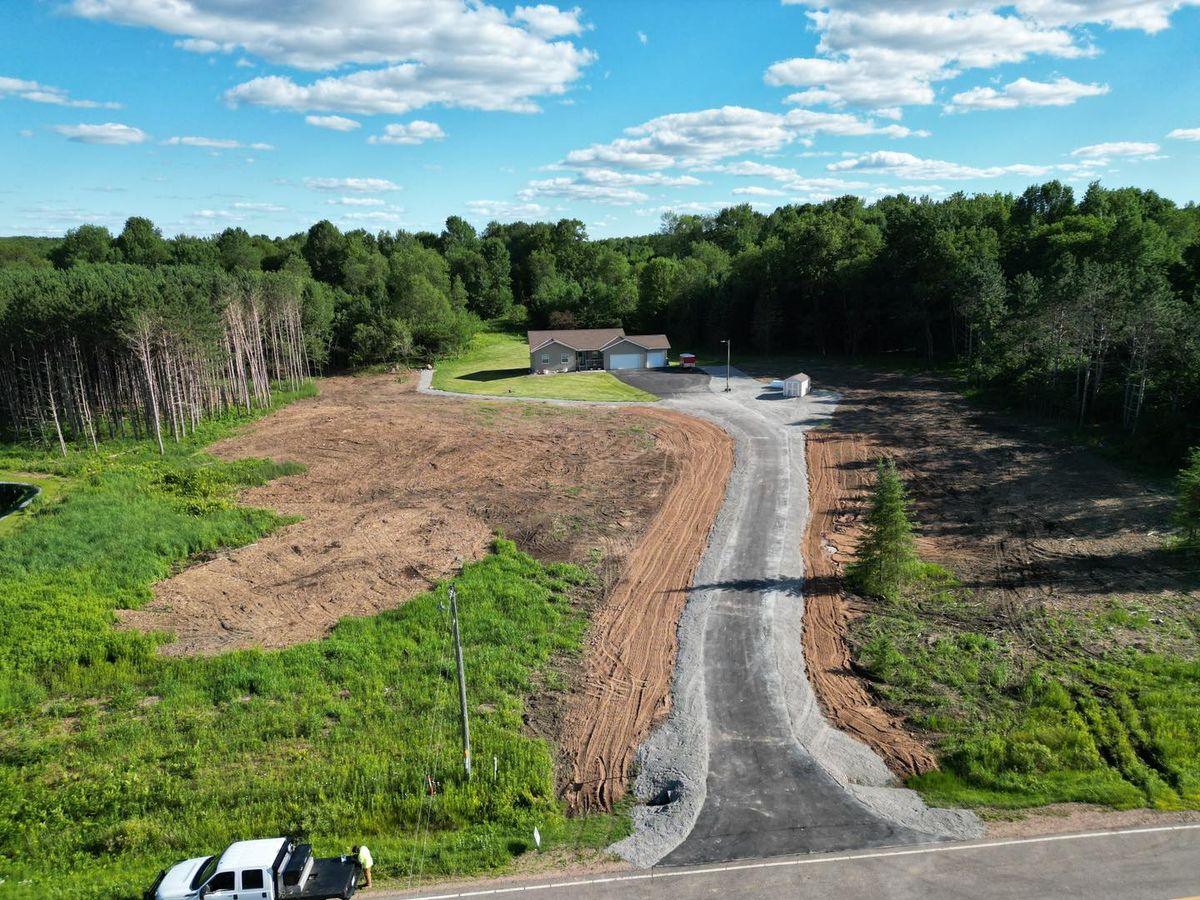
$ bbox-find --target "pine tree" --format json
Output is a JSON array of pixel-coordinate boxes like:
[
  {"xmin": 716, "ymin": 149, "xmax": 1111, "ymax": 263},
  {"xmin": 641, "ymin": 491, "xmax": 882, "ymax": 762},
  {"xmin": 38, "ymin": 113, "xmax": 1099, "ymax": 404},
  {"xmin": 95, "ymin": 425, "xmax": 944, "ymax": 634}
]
[
  {"xmin": 1175, "ymin": 447, "xmax": 1200, "ymax": 547},
  {"xmin": 847, "ymin": 459, "xmax": 921, "ymax": 601}
]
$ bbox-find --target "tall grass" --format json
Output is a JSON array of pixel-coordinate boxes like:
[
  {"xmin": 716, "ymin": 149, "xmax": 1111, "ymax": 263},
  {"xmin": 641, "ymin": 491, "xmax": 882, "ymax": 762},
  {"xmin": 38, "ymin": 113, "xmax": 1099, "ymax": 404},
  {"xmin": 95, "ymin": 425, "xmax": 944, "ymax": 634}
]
[
  {"xmin": 852, "ymin": 574, "xmax": 1200, "ymax": 812},
  {"xmin": 0, "ymin": 383, "xmax": 625, "ymax": 898}
]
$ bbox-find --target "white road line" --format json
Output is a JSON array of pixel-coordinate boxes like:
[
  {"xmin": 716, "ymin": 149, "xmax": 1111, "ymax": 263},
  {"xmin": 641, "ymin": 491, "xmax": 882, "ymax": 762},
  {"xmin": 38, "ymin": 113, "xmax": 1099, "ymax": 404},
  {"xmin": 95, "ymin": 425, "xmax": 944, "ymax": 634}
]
[{"xmin": 404, "ymin": 824, "xmax": 1200, "ymax": 899}]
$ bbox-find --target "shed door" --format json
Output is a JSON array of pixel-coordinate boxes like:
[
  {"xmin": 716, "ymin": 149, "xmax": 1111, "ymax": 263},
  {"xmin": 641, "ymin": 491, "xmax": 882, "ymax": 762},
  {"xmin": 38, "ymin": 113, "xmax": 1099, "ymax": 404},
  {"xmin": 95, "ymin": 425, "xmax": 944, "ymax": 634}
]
[
  {"xmin": 608, "ymin": 353, "xmax": 642, "ymax": 370},
  {"xmin": 646, "ymin": 351, "xmax": 667, "ymax": 368}
]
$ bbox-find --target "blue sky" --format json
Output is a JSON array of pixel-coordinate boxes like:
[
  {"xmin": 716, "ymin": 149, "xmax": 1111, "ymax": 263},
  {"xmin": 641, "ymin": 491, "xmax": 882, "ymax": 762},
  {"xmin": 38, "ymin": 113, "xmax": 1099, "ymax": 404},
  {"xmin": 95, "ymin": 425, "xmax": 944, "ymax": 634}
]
[{"xmin": 2, "ymin": 0, "xmax": 1199, "ymax": 239}]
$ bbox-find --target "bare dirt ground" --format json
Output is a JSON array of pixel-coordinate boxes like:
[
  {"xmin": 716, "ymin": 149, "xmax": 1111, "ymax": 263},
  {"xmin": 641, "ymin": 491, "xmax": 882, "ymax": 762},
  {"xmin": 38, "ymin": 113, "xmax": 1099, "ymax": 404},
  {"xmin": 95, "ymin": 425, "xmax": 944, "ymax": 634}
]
[
  {"xmin": 120, "ymin": 374, "xmax": 684, "ymax": 654},
  {"xmin": 121, "ymin": 373, "xmax": 734, "ymax": 820},
  {"xmin": 805, "ymin": 429, "xmax": 938, "ymax": 777},
  {"xmin": 792, "ymin": 364, "xmax": 1199, "ymax": 832},
  {"xmin": 557, "ymin": 413, "xmax": 733, "ymax": 813}
]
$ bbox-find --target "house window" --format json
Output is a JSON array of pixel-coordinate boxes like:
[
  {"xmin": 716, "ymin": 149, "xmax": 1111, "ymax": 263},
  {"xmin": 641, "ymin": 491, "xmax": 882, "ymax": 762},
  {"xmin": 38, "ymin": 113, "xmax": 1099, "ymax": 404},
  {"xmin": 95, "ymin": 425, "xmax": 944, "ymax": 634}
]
[
  {"xmin": 541, "ymin": 354, "xmax": 549, "ymax": 365},
  {"xmin": 561, "ymin": 353, "xmax": 570, "ymax": 365}
]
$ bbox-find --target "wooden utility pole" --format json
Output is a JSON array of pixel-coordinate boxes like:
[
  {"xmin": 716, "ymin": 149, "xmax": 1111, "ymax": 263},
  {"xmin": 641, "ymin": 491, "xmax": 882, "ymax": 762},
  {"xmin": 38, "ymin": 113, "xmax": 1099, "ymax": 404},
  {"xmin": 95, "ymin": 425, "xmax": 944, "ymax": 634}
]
[{"xmin": 449, "ymin": 584, "xmax": 472, "ymax": 779}]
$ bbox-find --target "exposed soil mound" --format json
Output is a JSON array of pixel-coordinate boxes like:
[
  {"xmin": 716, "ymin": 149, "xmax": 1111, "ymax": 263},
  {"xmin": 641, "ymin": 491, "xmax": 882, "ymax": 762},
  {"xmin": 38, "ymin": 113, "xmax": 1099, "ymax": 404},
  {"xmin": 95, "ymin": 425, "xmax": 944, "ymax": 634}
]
[{"xmin": 559, "ymin": 412, "xmax": 733, "ymax": 813}]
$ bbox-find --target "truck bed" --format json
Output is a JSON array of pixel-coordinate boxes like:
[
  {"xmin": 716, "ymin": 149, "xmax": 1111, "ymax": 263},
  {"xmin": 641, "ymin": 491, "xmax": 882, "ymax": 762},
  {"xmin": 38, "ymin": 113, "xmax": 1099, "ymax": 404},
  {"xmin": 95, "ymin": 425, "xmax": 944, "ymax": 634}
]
[{"xmin": 278, "ymin": 857, "xmax": 357, "ymax": 899}]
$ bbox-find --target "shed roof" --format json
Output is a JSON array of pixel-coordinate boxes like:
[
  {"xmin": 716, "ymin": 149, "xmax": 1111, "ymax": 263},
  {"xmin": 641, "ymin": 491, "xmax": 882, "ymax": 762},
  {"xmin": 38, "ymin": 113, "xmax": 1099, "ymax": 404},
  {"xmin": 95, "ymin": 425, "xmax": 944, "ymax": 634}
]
[
  {"xmin": 528, "ymin": 328, "xmax": 625, "ymax": 352},
  {"xmin": 217, "ymin": 838, "xmax": 288, "ymax": 870},
  {"xmin": 785, "ymin": 373, "xmax": 811, "ymax": 382}
]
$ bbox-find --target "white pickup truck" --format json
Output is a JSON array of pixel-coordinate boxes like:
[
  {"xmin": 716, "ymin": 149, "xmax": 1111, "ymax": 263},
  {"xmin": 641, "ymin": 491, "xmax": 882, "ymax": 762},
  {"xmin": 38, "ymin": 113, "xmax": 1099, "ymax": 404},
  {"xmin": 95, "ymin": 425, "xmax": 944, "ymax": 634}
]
[{"xmin": 146, "ymin": 837, "xmax": 358, "ymax": 900}]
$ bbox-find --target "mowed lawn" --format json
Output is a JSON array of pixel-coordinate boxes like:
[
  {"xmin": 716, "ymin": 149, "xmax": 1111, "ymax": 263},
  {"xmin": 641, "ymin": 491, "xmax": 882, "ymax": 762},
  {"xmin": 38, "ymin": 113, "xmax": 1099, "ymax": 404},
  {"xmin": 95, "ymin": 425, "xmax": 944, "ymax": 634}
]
[{"xmin": 432, "ymin": 332, "xmax": 658, "ymax": 402}]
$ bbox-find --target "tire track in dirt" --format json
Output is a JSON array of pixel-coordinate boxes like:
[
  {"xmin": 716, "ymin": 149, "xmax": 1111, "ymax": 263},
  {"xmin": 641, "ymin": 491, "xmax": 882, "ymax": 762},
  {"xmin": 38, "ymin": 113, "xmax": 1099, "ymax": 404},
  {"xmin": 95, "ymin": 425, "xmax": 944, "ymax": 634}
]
[
  {"xmin": 803, "ymin": 429, "xmax": 937, "ymax": 777},
  {"xmin": 560, "ymin": 409, "xmax": 734, "ymax": 813}
]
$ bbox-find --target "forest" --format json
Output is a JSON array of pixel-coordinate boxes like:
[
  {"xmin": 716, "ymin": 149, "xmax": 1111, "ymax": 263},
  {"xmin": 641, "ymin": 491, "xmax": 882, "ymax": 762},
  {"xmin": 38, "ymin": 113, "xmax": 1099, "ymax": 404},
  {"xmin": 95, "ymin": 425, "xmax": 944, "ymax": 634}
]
[{"xmin": 2, "ymin": 179, "xmax": 1198, "ymax": 461}]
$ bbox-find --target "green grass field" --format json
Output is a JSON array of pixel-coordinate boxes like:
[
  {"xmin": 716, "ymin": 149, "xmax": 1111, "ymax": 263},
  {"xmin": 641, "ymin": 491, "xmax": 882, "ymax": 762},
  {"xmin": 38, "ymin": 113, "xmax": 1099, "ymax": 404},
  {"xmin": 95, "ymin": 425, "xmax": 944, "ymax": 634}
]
[
  {"xmin": 0, "ymin": 385, "xmax": 628, "ymax": 898},
  {"xmin": 431, "ymin": 332, "xmax": 657, "ymax": 402},
  {"xmin": 850, "ymin": 569, "xmax": 1200, "ymax": 813}
]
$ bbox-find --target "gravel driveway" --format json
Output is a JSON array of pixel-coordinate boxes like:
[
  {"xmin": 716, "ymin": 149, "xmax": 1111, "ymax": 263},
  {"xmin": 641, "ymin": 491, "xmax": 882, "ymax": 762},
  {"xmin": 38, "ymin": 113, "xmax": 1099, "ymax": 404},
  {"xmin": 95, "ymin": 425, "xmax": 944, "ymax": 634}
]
[{"xmin": 613, "ymin": 367, "xmax": 980, "ymax": 867}]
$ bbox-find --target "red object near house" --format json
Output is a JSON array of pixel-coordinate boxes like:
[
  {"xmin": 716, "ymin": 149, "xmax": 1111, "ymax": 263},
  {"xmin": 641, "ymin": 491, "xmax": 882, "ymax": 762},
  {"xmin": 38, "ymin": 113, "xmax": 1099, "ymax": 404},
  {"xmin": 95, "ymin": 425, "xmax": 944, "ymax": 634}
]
[{"xmin": 680, "ymin": 353, "xmax": 696, "ymax": 368}]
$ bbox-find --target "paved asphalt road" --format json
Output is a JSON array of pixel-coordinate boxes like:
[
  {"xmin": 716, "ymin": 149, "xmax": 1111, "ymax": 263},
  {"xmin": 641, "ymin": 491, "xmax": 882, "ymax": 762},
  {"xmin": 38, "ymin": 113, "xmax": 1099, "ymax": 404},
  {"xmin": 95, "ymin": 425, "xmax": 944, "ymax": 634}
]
[
  {"xmin": 387, "ymin": 825, "xmax": 1200, "ymax": 899},
  {"xmin": 616, "ymin": 366, "xmax": 933, "ymax": 864}
]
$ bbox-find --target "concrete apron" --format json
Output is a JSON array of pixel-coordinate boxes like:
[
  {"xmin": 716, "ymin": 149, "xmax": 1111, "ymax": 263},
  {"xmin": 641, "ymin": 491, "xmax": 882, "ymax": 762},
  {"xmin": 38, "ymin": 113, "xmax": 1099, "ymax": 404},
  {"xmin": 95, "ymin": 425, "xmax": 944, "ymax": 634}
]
[{"xmin": 613, "ymin": 367, "xmax": 981, "ymax": 868}]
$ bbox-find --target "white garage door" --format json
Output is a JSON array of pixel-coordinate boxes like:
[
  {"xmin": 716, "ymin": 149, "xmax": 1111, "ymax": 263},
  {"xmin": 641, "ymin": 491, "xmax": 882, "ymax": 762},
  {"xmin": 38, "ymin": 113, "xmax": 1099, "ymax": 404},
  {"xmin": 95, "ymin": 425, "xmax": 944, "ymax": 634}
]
[
  {"xmin": 608, "ymin": 353, "xmax": 642, "ymax": 370},
  {"xmin": 646, "ymin": 351, "xmax": 667, "ymax": 368}
]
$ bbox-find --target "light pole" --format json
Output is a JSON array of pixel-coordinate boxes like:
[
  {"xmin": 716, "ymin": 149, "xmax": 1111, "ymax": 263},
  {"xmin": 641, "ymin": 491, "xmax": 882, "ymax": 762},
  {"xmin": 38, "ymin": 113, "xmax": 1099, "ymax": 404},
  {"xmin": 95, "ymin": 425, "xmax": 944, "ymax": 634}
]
[
  {"xmin": 449, "ymin": 583, "xmax": 471, "ymax": 779},
  {"xmin": 719, "ymin": 339, "xmax": 731, "ymax": 392}
]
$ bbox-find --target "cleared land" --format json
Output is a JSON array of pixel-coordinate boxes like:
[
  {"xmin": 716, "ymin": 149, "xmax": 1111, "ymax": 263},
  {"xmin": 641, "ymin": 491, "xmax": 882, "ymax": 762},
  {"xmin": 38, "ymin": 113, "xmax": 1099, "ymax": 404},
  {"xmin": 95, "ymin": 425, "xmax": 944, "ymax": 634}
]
[
  {"xmin": 125, "ymin": 371, "xmax": 735, "ymax": 826},
  {"xmin": 804, "ymin": 429, "xmax": 938, "ymax": 777},
  {"xmin": 791, "ymin": 363, "xmax": 1200, "ymax": 816},
  {"xmin": 558, "ymin": 412, "xmax": 733, "ymax": 813},
  {"xmin": 125, "ymin": 373, "xmax": 671, "ymax": 654},
  {"xmin": 431, "ymin": 332, "xmax": 658, "ymax": 402}
]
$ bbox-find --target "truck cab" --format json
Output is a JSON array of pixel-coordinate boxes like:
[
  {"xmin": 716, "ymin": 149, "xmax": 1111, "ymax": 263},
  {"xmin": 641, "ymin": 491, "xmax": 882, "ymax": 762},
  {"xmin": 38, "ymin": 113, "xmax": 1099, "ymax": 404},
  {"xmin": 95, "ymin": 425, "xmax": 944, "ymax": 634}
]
[{"xmin": 148, "ymin": 837, "xmax": 356, "ymax": 900}]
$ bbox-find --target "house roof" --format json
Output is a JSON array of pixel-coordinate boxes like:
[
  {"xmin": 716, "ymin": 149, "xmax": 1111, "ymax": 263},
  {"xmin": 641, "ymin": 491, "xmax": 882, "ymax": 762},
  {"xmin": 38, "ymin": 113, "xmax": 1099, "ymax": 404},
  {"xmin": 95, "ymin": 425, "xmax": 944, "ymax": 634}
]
[
  {"xmin": 528, "ymin": 329, "xmax": 672, "ymax": 353},
  {"xmin": 528, "ymin": 328, "xmax": 625, "ymax": 352},
  {"xmin": 624, "ymin": 334, "xmax": 671, "ymax": 350}
]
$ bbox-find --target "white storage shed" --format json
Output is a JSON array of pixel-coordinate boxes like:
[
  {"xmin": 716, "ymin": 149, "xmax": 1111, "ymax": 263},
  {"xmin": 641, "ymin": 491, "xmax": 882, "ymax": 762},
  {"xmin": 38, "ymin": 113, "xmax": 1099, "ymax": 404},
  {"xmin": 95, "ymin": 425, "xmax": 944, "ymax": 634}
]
[{"xmin": 783, "ymin": 373, "xmax": 811, "ymax": 398}]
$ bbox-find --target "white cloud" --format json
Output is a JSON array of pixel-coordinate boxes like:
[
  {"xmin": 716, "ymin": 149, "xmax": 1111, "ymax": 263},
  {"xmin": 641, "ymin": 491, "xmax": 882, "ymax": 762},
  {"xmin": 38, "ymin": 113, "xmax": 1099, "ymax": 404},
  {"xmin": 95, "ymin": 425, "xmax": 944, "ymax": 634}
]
[
  {"xmin": 54, "ymin": 122, "xmax": 148, "ymax": 144},
  {"xmin": 70, "ymin": 1, "xmax": 595, "ymax": 116},
  {"xmin": 946, "ymin": 76, "xmax": 1109, "ymax": 113},
  {"xmin": 519, "ymin": 178, "xmax": 649, "ymax": 205},
  {"xmin": 305, "ymin": 115, "xmax": 361, "ymax": 131},
  {"xmin": 163, "ymin": 135, "xmax": 273, "ymax": 150},
  {"xmin": 638, "ymin": 200, "xmax": 775, "ymax": 216},
  {"xmin": 0, "ymin": 74, "xmax": 120, "ymax": 108},
  {"xmin": 637, "ymin": 30, "xmax": 648, "ymax": 44},
  {"xmin": 512, "ymin": 4, "xmax": 585, "ymax": 38},
  {"xmin": 232, "ymin": 201, "xmax": 287, "ymax": 212},
  {"xmin": 1071, "ymin": 141, "xmax": 1160, "ymax": 158},
  {"xmin": 339, "ymin": 209, "xmax": 408, "ymax": 223},
  {"xmin": 699, "ymin": 160, "xmax": 871, "ymax": 192},
  {"xmin": 304, "ymin": 177, "xmax": 401, "ymax": 193},
  {"xmin": 1167, "ymin": 127, "xmax": 1200, "ymax": 141},
  {"xmin": 465, "ymin": 199, "xmax": 549, "ymax": 220},
  {"xmin": 1011, "ymin": 0, "xmax": 1200, "ymax": 32},
  {"xmin": 191, "ymin": 208, "xmax": 243, "ymax": 221},
  {"xmin": 732, "ymin": 186, "xmax": 788, "ymax": 197},
  {"xmin": 562, "ymin": 104, "xmax": 923, "ymax": 173},
  {"xmin": 329, "ymin": 197, "xmax": 387, "ymax": 206},
  {"xmin": 764, "ymin": 2, "xmax": 1196, "ymax": 111},
  {"xmin": 18, "ymin": 129, "xmax": 33, "ymax": 138},
  {"xmin": 568, "ymin": 168, "xmax": 703, "ymax": 187},
  {"xmin": 828, "ymin": 150, "xmax": 1050, "ymax": 179},
  {"xmin": 367, "ymin": 120, "xmax": 447, "ymax": 145},
  {"xmin": 785, "ymin": 107, "xmax": 928, "ymax": 138}
]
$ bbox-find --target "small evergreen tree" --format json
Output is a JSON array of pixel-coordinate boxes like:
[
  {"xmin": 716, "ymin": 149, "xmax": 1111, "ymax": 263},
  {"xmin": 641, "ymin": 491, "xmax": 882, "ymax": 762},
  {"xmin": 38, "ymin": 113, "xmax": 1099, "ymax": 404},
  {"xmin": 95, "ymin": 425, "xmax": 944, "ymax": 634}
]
[
  {"xmin": 1175, "ymin": 447, "xmax": 1200, "ymax": 547},
  {"xmin": 847, "ymin": 459, "xmax": 920, "ymax": 601}
]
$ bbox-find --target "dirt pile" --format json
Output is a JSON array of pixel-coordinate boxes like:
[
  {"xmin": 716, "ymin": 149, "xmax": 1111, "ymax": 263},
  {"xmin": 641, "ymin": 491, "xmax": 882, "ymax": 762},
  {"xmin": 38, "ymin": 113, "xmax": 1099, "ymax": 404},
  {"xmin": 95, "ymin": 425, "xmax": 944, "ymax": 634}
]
[
  {"xmin": 804, "ymin": 430, "xmax": 938, "ymax": 776},
  {"xmin": 559, "ymin": 411, "xmax": 733, "ymax": 813},
  {"xmin": 121, "ymin": 375, "xmax": 681, "ymax": 655}
]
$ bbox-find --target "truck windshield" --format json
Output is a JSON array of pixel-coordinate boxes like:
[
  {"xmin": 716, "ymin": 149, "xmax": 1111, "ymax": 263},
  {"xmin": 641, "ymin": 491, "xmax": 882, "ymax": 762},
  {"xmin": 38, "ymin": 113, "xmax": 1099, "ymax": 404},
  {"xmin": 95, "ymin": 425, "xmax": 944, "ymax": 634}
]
[{"xmin": 190, "ymin": 857, "xmax": 218, "ymax": 890}]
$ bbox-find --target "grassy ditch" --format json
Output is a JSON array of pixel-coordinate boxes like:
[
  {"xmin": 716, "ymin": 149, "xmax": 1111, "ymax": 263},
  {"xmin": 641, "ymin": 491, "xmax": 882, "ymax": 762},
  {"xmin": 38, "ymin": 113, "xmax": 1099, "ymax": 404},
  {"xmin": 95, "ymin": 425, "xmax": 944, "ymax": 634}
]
[
  {"xmin": 432, "ymin": 332, "xmax": 657, "ymax": 402},
  {"xmin": 0, "ymin": 388, "xmax": 628, "ymax": 898},
  {"xmin": 850, "ymin": 570, "xmax": 1200, "ymax": 812}
]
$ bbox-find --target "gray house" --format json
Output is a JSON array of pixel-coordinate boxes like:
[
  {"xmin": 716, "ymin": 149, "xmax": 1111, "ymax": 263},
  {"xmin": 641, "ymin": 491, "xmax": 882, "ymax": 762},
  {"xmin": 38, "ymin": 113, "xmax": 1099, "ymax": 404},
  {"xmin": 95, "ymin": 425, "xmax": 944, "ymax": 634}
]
[{"xmin": 528, "ymin": 328, "xmax": 671, "ymax": 373}]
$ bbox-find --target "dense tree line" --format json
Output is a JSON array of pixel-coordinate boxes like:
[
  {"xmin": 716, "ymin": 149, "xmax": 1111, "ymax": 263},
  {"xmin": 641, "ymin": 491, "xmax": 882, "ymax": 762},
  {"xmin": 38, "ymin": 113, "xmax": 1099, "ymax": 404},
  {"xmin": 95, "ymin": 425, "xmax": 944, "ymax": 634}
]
[{"xmin": 2, "ymin": 181, "xmax": 1198, "ymax": 458}]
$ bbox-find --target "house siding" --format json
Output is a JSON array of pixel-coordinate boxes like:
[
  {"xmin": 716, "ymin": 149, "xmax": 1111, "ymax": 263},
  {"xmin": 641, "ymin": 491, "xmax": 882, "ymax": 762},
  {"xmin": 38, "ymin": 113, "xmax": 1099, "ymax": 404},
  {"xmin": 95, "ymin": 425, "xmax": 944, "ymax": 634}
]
[{"xmin": 530, "ymin": 340, "xmax": 578, "ymax": 373}]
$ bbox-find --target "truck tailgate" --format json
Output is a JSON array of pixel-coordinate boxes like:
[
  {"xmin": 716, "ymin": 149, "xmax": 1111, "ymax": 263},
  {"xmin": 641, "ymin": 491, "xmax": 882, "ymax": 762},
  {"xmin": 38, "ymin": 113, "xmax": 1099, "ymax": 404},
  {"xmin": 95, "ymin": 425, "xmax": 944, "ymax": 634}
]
[{"xmin": 279, "ymin": 857, "xmax": 357, "ymax": 899}]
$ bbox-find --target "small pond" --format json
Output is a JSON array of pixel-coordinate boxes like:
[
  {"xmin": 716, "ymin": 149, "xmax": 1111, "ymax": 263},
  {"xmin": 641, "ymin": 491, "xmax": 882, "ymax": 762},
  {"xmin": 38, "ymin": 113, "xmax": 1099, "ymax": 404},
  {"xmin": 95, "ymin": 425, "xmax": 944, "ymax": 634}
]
[{"xmin": 0, "ymin": 482, "xmax": 40, "ymax": 520}]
